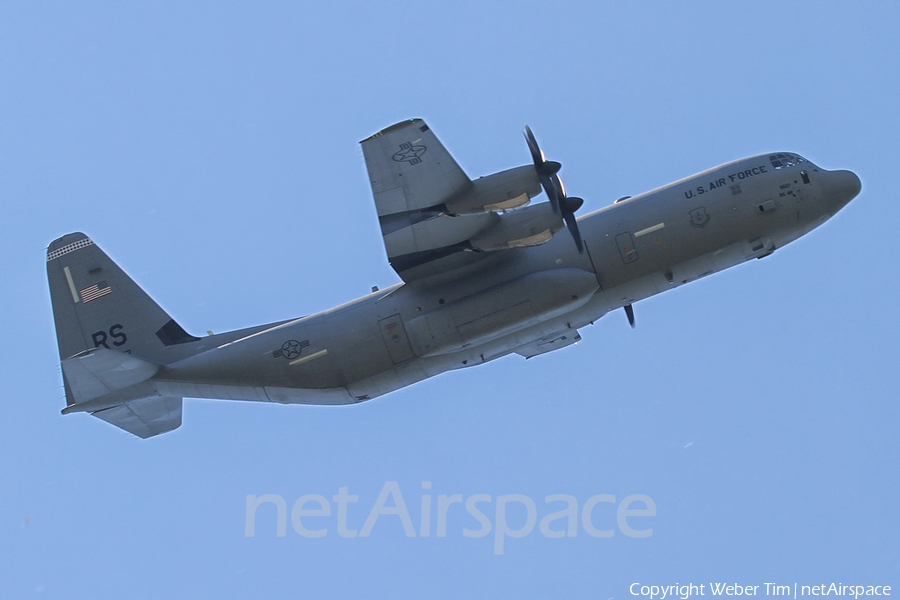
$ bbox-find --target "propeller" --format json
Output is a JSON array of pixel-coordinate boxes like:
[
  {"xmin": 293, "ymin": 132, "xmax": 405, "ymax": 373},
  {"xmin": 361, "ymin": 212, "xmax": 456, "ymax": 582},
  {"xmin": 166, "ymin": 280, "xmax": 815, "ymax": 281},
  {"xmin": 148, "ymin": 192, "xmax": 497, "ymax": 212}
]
[
  {"xmin": 624, "ymin": 303, "xmax": 635, "ymax": 328},
  {"xmin": 524, "ymin": 125, "xmax": 584, "ymax": 253}
]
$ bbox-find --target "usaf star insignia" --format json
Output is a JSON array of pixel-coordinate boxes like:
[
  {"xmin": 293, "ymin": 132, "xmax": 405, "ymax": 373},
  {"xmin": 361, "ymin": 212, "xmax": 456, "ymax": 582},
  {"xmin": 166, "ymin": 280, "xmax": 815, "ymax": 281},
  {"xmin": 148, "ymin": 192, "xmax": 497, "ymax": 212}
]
[
  {"xmin": 273, "ymin": 339, "xmax": 310, "ymax": 360},
  {"xmin": 392, "ymin": 142, "xmax": 427, "ymax": 165}
]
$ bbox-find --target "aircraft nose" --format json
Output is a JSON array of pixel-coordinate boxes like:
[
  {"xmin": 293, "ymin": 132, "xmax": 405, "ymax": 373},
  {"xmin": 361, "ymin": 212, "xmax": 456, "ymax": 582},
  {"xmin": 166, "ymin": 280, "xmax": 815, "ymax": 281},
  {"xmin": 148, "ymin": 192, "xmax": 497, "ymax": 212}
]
[{"xmin": 823, "ymin": 169, "xmax": 861, "ymax": 210}]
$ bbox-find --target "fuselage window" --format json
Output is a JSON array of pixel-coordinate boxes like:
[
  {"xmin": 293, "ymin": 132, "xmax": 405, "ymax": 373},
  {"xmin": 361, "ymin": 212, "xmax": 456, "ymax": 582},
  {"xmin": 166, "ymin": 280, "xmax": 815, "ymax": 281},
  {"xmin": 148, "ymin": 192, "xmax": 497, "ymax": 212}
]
[
  {"xmin": 769, "ymin": 153, "xmax": 808, "ymax": 170},
  {"xmin": 800, "ymin": 170, "xmax": 810, "ymax": 184}
]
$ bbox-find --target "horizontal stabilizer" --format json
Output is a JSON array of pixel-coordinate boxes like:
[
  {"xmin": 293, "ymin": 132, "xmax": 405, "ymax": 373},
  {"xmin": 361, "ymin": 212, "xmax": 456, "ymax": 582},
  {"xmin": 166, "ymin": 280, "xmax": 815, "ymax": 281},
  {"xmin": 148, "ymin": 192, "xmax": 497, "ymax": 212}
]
[
  {"xmin": 91, "ymin": 396, "xmax": 182, "ymax": 439},
  {"xmin": 62, "ymin": 348, "xmax": 160, "ymax": 404}
]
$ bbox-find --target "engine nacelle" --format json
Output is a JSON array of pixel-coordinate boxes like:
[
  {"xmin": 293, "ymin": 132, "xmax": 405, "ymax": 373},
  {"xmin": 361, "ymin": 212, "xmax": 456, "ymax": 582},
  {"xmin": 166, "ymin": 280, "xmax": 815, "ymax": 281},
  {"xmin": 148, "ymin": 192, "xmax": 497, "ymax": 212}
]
[
  {"xmin": 444, "ymin": 165, "xmax": 541, "ymax": 214},
  {"xmin": 470, "ymin": 201, "xmax": 563, "ymax": 251}
]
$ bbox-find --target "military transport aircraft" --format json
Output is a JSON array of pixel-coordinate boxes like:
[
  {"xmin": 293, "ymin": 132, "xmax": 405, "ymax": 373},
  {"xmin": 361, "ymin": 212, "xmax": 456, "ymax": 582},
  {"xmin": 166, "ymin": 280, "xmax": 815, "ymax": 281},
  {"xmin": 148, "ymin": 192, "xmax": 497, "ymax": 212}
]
[{"xmin": 47, "ymin": 119, "xmax": 861, "ymax": 438}]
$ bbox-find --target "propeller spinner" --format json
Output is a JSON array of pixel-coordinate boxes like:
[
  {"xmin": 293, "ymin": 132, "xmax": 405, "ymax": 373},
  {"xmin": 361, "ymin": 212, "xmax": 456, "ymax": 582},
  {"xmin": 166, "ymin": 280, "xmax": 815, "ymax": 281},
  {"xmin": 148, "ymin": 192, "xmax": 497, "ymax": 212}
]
[{"xmin": 524, "ymin": 125, "xmax": 585, "ymax": 253}]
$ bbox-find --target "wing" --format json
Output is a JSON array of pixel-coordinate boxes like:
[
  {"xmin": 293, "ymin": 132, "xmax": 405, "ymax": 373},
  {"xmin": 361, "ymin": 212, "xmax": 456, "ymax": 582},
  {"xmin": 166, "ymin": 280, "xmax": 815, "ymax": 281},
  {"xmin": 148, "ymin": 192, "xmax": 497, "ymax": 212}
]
[
  {"xmin": 361, "ymin": 118, "xmax": 471, "ymax": 216},
  {"xmin": 361, "ymin": 118, "xmax": 489, "ymax": 281},
  {"xmin": 361, "ymin": 119, "xmax": 556, "ymax": 282}
]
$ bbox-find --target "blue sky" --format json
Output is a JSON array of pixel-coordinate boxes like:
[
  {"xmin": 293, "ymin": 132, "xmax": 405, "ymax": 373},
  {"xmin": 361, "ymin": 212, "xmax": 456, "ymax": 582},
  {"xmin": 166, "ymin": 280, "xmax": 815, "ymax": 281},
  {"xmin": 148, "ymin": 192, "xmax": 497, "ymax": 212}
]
[{"xmin": 2, "ymin": 1, "xmax": 897, "ymax": 597}]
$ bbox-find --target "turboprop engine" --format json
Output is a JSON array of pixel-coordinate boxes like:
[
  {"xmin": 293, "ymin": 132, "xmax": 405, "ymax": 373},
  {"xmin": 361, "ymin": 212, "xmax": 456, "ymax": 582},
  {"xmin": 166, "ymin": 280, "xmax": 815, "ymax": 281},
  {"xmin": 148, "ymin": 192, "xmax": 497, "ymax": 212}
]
[{"xmin": 443, "ymin": 165, "xmax": 542, "ymax": 214}]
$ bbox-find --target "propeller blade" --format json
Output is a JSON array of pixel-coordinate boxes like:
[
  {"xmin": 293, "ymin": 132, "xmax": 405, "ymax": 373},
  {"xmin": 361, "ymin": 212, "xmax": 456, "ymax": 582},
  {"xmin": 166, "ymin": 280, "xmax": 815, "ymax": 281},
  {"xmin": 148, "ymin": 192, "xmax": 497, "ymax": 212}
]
[
  {"xmin": 524, "ymin": 125, "xmax": 543, "ymax": 165},
  {"xmin": 547, "ymin": 174, "xmax": 563, "ymax": 216},
  {"xmin": 523, "ymin": 125, "xmax": 585, "ymax": 252},
  {"xmin": 563, "ymin": 196, "xmax": 584, "ymax": 213},
  {"xmin": 542, "ymin": 161, "xmax": 561, "ymax": 176},
  {"xmin": 562, "ymin": 197, "xmax": 585, "ymax": 253},
  {"xmin": 564, "ymin": 212, "xmax": 584, "ymax": 253},
  {"xmin": 526, "ymin": 125, "xmax": 563, "ymax": 216},
  {"xmin": 624, "ymin": 304, "xmax": 635, "ymax": 328},
  {"xmin": 555, "ymin": 173, "xmax": 567, "ymax": 198}
]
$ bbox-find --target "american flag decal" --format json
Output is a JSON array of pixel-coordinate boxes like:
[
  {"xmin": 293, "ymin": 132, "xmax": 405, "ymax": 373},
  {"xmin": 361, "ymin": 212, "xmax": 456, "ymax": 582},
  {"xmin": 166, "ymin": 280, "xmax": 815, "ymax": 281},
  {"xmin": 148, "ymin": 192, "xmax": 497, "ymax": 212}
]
[{"xmin": 80, "ymin": 281, "xmax": 112, "ymax": 303}]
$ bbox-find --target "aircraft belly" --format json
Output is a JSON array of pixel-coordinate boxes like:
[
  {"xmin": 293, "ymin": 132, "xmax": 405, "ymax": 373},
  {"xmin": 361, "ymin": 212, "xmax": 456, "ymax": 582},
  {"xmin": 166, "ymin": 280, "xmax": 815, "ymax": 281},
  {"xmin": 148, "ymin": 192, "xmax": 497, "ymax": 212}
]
[
  {"xmin": 330, "ymin": 324, "xmax": 399, "ymax": 388},
  {"xmin": 152, "ymin": 380, "xmax": 356, "ymax": 405},
  {"xmin": 550, "ymin": 239, "xmax": 764, "ymax": 328},
  {"xmin": 404, "ymin": 268, "xmax": 599, "ymax": 357},
  {"xmin": 346, "ymin": 360, "xmax": 431, "ymax": 400}
]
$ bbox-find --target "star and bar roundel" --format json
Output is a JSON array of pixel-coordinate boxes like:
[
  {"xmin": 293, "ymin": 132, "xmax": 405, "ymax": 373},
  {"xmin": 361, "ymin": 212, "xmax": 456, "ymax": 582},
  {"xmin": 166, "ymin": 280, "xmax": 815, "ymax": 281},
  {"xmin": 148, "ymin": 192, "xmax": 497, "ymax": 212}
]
[
  {"xmin": 273, "ymin": 339, "xmax": 310, "ymax": 360},
  {"xmin": 392, "ymin": 142, "xmax": 427, "ymax": 165}
]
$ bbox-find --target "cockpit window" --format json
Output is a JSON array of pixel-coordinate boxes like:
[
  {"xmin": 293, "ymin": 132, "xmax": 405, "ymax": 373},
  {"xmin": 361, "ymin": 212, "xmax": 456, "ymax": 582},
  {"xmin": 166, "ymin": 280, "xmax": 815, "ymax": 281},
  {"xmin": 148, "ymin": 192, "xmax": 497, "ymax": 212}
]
[{"xmin": 769, "ymin": 153, "xmax": 807, "ymax": 170}]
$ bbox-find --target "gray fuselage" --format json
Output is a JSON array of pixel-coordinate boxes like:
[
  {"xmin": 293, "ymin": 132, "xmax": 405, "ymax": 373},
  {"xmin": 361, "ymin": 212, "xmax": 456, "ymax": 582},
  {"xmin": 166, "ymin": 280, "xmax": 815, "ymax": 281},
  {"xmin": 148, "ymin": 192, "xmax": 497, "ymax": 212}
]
[{"xmin": 157, "ymin": 154, "xmax": 860, "ymax": 405}]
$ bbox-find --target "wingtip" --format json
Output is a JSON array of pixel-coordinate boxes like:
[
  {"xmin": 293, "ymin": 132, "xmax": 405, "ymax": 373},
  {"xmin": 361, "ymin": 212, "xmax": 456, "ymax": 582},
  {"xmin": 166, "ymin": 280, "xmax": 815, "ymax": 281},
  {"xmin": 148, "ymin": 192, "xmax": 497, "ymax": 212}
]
[{"xmin": 361, "ymin": 118, "xmax": 427, "ymax": 143}]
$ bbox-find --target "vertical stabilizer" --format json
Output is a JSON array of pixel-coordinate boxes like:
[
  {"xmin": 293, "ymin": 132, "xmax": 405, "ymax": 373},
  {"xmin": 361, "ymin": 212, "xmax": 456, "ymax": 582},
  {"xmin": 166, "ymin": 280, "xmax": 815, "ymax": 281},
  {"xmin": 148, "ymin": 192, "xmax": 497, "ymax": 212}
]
[
  {"xmin": 46, "ymin": 233, "xmax": 200, "ymax": 375},
  {"xmin": 47, "ymin": 233, "xmax": 195, "ymax": 436}
]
